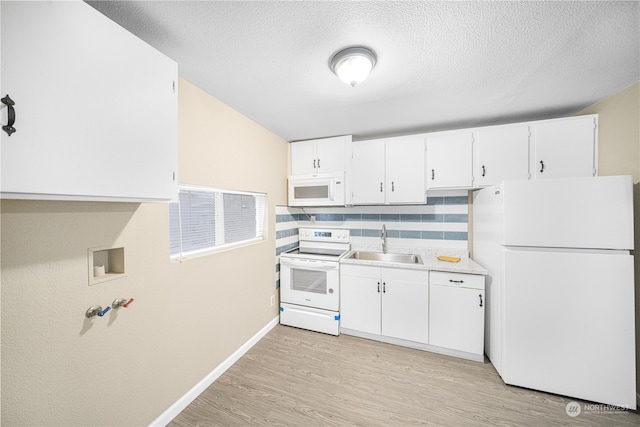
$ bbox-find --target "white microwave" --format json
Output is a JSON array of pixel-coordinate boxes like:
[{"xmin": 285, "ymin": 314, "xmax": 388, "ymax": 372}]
[{"xmin": 288, "ymin": 172, "xmax": 346, "ymax": 207}]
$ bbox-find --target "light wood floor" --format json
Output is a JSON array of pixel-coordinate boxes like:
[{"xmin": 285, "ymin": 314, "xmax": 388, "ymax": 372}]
[{"xmin": 169, "ymin": 325, "xmax": 639, "ymax": 426}]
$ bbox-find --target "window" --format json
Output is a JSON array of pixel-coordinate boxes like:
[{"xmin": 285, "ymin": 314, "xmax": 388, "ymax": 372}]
[{"xmin": 170, "ymin": 185, "xmax": 266, "ymax": 261}]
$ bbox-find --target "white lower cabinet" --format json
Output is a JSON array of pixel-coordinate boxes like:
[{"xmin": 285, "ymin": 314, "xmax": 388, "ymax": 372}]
[
  {"xmin": 340, "ymin": 264, "xmax": 429, "ymax": 343},
  {"xmin": 340, "ymin": 267, "xmax": 381, "ymax": 335},
  {"xmin": 340, "ymin": 264, "xmax": 486, "ymax": 360},
  {"xmin": 429, "ymin": 271, "xmax": 485, "ymax": 356}
]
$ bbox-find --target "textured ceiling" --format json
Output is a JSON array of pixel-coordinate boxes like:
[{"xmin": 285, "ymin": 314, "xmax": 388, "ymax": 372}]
[{"xmin": 87, "ymin": 1, "xmax": 639, "ymax": 142}]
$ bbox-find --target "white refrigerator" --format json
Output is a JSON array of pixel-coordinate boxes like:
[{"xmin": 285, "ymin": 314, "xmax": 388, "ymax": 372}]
[{"xmin": 473, "ymin": 175, "xmax": 636, "ymax": 409}]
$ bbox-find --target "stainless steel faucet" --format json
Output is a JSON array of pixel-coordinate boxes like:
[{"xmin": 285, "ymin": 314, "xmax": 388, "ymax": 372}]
[{"xmin": 381, "ymin": 224, "xmax": 387, "ymax": 254}]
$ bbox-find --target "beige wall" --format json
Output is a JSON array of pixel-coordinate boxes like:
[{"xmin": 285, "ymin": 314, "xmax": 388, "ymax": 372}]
[
  {"xmin": 0, "ymin": 77, "xmax": 289, "ymax": 425},
  {"xmin": 579, "ymin": 80, "xmax": 640, "ymax": 400},
  {"xmin": 579, "ymin": 81, "xmax": 640, "ymax": 181}
]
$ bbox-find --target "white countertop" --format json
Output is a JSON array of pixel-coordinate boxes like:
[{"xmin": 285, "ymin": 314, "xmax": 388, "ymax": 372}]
[{"xmin": 340, "ymin": 245, "xmax": 488, "ymax": 275}]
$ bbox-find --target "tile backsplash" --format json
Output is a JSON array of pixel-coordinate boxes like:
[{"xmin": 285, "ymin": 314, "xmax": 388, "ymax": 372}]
[{"xmin": 275, "ymin": 189, "xmax": 469, "ymax": 289}]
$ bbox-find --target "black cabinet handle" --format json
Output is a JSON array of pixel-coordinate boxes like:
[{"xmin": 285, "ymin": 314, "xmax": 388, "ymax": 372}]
[
  {"xmin": 482, "ymin": 165, "xmax": 486, "ymax": 177},
  {"xmin": 380, "ymin": 182, "xmax": 383, "ymax": 192},
  {"xmin": 431, "ymin": 169, "xmax": 435, "ymax": 180},
  {"xmin": 377, "ymin": 281, "xmax": 380, "ymax": 293},
  {"xmin": 313, "ymin": 159, "xmax": 316, "ymax": 169},
  {"xmin": 383, "ymin": 282, "xmax": 386, "ymax": 293},
  {"xmin": 317, "ymin": 158, "xmax": 321, "ymax": 169},
  {"xmin": 539, "ymin": 160, "xmax": 545, "ymax": 173},
  {"xmin": 2, "ymin": 95, "xmax": 16, "ymax": 136},
  {"xmin": 449, "ymin": 279, "xmax": 464, "ymax": 284},
  {"xmin": 391, "ymin": 181, "xmax": 395, "ymax": 192},
  {"xmin": 479, "ymin": 294, "xmax": 483, "ymax": 307}
]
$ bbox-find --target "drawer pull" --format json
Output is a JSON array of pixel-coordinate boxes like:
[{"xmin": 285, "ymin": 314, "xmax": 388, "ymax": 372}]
[{"xmin": 449, "ymin": 279, "xmax": 464, "ymax": 284}]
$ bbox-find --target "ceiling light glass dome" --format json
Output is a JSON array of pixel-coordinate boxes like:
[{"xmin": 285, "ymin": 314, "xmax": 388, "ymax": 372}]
[{"xmin": 330, "ymin": 46, "xmax": 377, "ymax": 87}]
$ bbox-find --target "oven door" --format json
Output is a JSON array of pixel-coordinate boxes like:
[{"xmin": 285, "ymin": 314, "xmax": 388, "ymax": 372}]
[{"xmin": 280, "ymin": 257, "xmax": 340, "ymax": 311}]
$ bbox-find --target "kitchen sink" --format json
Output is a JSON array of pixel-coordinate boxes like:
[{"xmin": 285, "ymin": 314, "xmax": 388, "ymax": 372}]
[{"xmin": 345, "ymin": 251, "xmax": 422, "ymax": 264}]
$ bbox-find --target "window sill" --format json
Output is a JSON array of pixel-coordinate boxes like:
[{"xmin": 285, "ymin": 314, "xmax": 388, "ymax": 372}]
[{"xmin": 170, "ymin": 237, "xmax": 265, "ymax": 263}]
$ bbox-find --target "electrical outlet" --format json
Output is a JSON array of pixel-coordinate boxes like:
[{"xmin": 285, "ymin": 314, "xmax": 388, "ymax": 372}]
[{"xmin": 270, "ymin": 295, "xmax": 275, "ymax": 306}]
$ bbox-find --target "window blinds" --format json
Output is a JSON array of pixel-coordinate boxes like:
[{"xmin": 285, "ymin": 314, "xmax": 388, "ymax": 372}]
[{"xmin": 170, "ymin": 185, "xmax": 266, "ymax": 261}]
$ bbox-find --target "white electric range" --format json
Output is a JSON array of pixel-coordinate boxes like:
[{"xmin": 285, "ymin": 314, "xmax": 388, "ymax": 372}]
[{"xmin": 279, "ymin": 227, "xmax": 350, "ymax": 335}]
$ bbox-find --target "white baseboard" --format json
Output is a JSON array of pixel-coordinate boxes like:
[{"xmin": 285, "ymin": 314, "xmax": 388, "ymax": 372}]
[{"xmin": 149, "ymin": 316, "xmax": 280, "ymax": 427}]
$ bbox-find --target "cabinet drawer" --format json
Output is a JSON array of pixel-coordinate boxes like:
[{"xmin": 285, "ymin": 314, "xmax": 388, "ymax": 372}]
[
  {"xmin": 383, "ymin": 267, "xmax": 428, "ymax": 283},
  {"xmin": 430, "ymin": 271, "xmax": 484, "ymax": 290},
  {"xmin": 340, "ymin": 264, "xmax": 380, "ymax": 279}
]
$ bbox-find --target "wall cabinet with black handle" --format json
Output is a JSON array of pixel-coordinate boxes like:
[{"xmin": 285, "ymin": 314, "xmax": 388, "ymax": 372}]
[
  {"xmin": 1, "ymin": 1, "xmax": 178, "ymax": 201},
  {"xmin": 290, "ymin": 135, "xmax": 351, "ymax": 176},
  {"xmin": 426, "ymin": 130, "xmax": 475, "ymax": 190},
  {"xmin": 424, "ymin": 114, "xmax": 598, "ymax": 190},
  {"xmin": 351, "ymin": 134, "xmax": 426, "ymax": 204}
]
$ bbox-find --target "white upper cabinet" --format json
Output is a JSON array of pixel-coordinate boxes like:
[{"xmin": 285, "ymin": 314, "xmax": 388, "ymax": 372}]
[
  {"xmin": 351, "ymin": 135, "xmax": 426, "ymax": 205},
  {"xmin": 290, "ymin": 135, "xmax": 351, "ymax": 175},
  {"xmin": 351, "ymin": 139, "xmax": 386, "ymax": 204},
  {"xmin": 476, "ymin": 124, "xmax": 530, "ymax": 187},
  {"xmin": 426, "ymin": 130, "xmax": 474, "ymax": 189},
  {"xmin": 531, "ymin": 115, "xmax": 598, "ymax": 179},
  {"xmin": 0, "ymin": 1, "xmax": 178, "ymax": 201},
  {"xmin": 385, "ymin": 135, "xmax": 427, "ymax": 204}
]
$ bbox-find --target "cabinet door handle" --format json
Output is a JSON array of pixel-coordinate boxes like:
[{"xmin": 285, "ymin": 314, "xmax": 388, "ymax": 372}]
[
  {"xmin": 481, "ymin": 165, "xmax": 486, "ymax": 177},
  {"xmin": 377, "ymin": 282, "xmax": 380, "ymax": 293},
  {"xmin": 317, "ymin": 158, "xmax": 321, "ymax": 169},
  {"xmin": 313, "ymin": 159, "xmax": 316, "ymax": 169},
  {"xmin": 1, "ymin": 95, "xmax": 16, "ymax": 136},
  {"xmin": 431, "ymin": 169, "xmax": 435, "ymax": 180},
  {"xmin": 479, "ymin": 294, "xmax": 483, "ymax": 307},
  {"xmin": 539, "ymin": 160, "xmax": 545, "ymax": 173},
  {"xmin": 449, "ymin": 279, "xmax": 464, "ymax": 284},
  {"xmin": 391, "ymin": 181, "xmax": 395, "ymax": 192},
  {"xmin": 383, "ymin": 282, "xmax": 386, "ymax": 293},
  {"xmin": 380, "ymin": 182, "xmax": 383, "ymax": 192}
]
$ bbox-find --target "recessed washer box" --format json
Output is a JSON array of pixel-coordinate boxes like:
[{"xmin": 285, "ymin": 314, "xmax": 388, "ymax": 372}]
[{"xmin": 88, "ymin": 245, "xmax": 125, "ymax": 285}]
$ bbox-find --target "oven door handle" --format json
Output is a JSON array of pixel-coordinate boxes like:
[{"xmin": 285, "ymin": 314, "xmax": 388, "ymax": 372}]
[{"xmin": 280, "ymin": 258, "xmax": 337, "ymax": 271}]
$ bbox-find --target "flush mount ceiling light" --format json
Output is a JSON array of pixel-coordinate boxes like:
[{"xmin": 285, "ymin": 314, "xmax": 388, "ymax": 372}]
[{"xmin": 329, "ymin": 46, "xmax": 377, "ymax": 87}]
